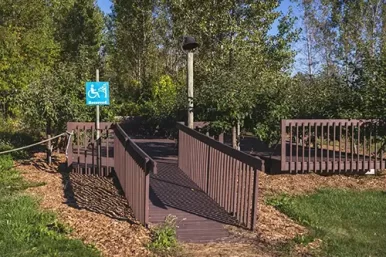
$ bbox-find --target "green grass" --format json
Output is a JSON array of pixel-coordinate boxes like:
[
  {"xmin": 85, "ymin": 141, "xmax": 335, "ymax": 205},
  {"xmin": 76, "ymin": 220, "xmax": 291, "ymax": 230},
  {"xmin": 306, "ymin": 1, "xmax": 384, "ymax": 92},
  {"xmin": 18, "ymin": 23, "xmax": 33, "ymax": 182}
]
[
  {"xmin": 0, "ymin": 155, "xmax": 101, "ymax": 257},
  {"xmin": 267, "ymin": 189, "xmax": 386, "ymax": 257}
]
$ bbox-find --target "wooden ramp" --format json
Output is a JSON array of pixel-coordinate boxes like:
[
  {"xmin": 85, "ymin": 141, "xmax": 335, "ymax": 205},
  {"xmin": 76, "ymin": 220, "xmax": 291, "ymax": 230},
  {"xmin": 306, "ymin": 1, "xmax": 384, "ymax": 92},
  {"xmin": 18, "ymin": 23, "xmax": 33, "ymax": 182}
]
[{"xmin": 134, "ymin": 139, "xmax": 239, "ymax": 243}]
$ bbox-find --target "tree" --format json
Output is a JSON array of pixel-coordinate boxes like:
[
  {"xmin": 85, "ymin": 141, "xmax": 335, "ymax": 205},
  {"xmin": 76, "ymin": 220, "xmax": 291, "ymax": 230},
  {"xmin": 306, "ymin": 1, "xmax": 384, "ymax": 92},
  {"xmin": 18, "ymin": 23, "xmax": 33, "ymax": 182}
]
[{"xmin": 0, "ymin": 0, "xmax": 59, "ymax": 118}]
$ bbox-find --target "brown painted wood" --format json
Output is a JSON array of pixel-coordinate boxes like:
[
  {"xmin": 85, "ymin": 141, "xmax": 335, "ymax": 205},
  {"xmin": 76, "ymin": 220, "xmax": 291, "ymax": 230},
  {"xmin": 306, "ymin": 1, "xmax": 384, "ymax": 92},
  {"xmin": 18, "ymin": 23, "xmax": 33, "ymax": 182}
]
[{"xmin": 135, "ymin": 138, "xmax": 239, "ymax": 243}]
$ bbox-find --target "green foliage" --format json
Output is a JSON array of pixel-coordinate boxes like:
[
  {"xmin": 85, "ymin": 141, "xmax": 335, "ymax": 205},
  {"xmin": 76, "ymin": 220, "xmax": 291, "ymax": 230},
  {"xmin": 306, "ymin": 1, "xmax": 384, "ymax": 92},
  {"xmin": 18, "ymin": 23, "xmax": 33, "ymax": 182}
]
[
  {"xmin": 0, "ymin": 155, "xmax": 13, "ymax": 172},
  {"xmin": 0, "ymin": 0, "xmax": 104, "ymax": 134},
  {"xmin": 147, "ymin": 215, "xmax": 179, "ymax": 256},
  {"xmin": 267, "ymin": 189, "xmax": 386, "ymax": 257},
  {"xmin": 0, "ymin": 155, "xmax": 101, "ymax": 257}
]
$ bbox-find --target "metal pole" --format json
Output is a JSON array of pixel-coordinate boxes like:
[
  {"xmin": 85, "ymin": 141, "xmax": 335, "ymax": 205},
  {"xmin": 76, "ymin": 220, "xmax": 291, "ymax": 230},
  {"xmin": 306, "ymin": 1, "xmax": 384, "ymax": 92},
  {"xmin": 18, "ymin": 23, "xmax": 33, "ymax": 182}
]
[
  {"xmin": 96, "ymin": 69, "xmax": 101, "ymax": 174},
  {"xmin": 187, "ymin": 51, "xmax": 194, "ymax": 129}
]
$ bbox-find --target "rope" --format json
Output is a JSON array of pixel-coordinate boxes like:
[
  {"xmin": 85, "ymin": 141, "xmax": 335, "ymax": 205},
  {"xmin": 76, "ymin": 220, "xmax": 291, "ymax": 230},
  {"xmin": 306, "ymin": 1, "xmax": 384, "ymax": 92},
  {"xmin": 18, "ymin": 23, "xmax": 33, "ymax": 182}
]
[{"xmin": 0, "ymin": 131, "xmax": 73, "ymax": 155}]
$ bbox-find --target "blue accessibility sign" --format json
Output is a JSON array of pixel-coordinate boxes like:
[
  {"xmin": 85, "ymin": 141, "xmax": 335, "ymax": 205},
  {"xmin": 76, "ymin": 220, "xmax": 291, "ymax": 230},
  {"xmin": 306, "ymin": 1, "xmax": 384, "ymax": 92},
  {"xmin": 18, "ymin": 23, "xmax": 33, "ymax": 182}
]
[{"xmin": 85, "ymin": 82, "xmax": 110, "ymax": 105}]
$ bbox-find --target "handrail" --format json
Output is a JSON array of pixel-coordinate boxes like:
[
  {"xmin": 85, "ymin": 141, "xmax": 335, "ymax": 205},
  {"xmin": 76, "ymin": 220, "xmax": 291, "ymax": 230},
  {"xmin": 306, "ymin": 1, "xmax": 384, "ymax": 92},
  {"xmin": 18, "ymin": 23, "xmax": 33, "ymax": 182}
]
[
  {"xmin": 116, "ymin": 124, "xmax": 158, "ymax": 174},
  {"xmin": 282, "ymin": 119, "xmax": 380, "ymax": 126},
  {"xmin": 177, "ymin": 122, "xmax": 264, "ymax": 171}
]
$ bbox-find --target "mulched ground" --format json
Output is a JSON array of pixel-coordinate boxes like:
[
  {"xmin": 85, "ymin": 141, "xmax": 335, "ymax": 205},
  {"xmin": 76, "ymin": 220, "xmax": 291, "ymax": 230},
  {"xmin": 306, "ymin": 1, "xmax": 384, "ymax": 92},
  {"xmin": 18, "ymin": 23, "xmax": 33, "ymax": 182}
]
[
  {"xmin": 259, "ymin": 170, "xmax": 386, "ymax": 197},
  {"xmin": 17, "ymin": 153, "xmax": 150, "ymax": 257},
  {"xmin": 14, "ymin": 152, "xmax": 386, "ymax": 257},
  {"xmin": 255, "ymin": 170, "xmax": 386, "ymax": 252}
]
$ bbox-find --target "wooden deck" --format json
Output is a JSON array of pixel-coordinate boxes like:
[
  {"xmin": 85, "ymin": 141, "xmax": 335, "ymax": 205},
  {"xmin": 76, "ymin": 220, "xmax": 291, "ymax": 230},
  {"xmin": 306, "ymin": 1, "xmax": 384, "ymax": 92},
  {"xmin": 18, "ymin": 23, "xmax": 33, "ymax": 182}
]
[
  {"xmin": 133, "ymin": 138, "xmax": 238, "ymax": 243},
  {"xmin": 69, "ymin": 138, "xmax": 239, "ymax": 243},
  {"xmin": 233, "ymin": 136, "xmax": 384, "ymax": 173}
]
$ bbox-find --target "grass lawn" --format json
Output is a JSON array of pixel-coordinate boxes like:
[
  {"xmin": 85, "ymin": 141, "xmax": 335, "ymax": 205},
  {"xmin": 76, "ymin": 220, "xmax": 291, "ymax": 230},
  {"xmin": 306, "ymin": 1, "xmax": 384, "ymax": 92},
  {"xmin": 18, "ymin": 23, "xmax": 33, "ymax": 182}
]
[
  {"xmin": 0, "ymin": 155, "xmax": 101, "ymax": 257},
  {"xmin": 267, "ymin": 188, "xmax": 386, "ymax": 257}
]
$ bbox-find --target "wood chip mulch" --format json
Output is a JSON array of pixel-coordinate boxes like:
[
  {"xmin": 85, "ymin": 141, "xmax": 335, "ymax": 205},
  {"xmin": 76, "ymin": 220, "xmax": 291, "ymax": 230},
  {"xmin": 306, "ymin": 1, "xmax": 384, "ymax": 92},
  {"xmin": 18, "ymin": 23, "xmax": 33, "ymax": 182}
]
[
  {"xmin": 16, "ymin": 153, "xmax": 151, "ymax": 257},
  {"xmin": 255, "ymin": 170, "xmax": 386, "ymax": 246},
  {"xmin": 14, "ymin": 152, "xmax": 386, "ymax": 257}
]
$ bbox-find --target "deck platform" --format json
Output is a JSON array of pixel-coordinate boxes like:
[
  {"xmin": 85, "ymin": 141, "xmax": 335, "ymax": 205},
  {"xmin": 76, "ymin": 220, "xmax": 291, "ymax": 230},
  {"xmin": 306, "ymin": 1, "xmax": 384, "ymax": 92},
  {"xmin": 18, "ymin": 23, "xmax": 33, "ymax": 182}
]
[{"xmin": 133, "ymin": 138, "xmax": 238, "ymax": 243}]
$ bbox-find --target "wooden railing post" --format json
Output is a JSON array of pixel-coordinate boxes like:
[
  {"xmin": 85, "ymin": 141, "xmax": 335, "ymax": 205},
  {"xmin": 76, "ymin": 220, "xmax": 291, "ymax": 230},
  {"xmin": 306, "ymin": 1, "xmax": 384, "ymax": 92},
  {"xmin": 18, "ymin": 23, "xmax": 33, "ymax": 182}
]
[
  {"xmin": 251, "ymin": 168, "xmax": 259, "ymax": 230},
  {"xmin": 281, "ymin": 120, "xmax": 286, "ymax": 172},
  {"xmin": 206, "ymin": 146, "xmax": 211, "ymax": 193}
]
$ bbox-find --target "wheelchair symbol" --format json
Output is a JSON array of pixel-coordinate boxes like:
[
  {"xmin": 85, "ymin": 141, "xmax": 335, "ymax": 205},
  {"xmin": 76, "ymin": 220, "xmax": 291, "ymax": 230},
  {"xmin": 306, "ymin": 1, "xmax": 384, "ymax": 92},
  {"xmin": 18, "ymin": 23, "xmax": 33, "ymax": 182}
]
[{"xmin": 87, "ymin": 84, "xmax": 107, "ymax": 99}]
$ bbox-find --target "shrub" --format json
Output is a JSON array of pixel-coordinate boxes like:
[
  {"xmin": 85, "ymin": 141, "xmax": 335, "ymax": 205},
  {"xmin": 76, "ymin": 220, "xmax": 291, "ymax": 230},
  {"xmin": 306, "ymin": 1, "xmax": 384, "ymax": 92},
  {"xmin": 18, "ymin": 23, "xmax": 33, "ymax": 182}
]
[{"xmin": 147, "ymin": 215, "xmax": 179, "ymax": 256}]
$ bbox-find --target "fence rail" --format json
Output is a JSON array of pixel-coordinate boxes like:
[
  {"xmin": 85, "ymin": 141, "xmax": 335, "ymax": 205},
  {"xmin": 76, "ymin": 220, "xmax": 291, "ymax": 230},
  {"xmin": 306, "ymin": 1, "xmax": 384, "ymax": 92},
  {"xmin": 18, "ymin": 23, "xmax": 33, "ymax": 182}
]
[
  {"xmin": 67, "ymin": 122, "xmax": 114, "ymax": 176},
  {"xmin": 113, "ymin": 124, "xmax": 157, "ymax": 226},
  {"xmin": 281, "ymin": 119, "xmax": 385, "ymax": 173},
  {"xmin": 177, "ymin": 123, "xmax": 264, "ymax": 230}
]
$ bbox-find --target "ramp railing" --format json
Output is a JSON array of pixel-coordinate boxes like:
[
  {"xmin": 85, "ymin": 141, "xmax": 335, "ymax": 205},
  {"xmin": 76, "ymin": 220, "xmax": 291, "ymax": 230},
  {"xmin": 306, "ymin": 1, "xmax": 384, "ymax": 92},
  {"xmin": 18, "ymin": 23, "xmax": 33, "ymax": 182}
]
[
  {"xmin": 66, "ymin": 122, "xmax": 113, "ymax": 176},
  {"xmin": 177, "ymin": 123, "xmax": 264, "ymax": 230},
  {"xmin": 281, "ymin": 119, "xmax": 385, "ymax": 173},
  {"xmin": 114, "ymin": 123, "xmax": 157, "ymax": 226}
]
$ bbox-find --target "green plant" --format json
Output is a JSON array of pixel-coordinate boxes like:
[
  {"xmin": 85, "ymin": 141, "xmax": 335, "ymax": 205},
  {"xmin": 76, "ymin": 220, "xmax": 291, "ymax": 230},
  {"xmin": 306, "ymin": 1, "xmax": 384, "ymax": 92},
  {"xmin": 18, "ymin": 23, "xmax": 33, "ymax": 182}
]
[
  {"xmin": 147, "ymin": 215, "xmax": 179, "ymax": 256},
  {"xmin": 0, "ymin": 155, "xmax": 101, "ymax": 257},
  {"xmin": 269, "ymin": 189, "xmax": 386, "ymax": 257}
]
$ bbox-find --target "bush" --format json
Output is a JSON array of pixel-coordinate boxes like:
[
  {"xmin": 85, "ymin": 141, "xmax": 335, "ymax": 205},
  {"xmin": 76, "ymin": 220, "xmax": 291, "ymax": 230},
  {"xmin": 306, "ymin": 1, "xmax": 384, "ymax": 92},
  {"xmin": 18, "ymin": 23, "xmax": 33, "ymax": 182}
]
[{"xmin": 147, "ymin": 215, "xmax": 179, "ymax": 256}]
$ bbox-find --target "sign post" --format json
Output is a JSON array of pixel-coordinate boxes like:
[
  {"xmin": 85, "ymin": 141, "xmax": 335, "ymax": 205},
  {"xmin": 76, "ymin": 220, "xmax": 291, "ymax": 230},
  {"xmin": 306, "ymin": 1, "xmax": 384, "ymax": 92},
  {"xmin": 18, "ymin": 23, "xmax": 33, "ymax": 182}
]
[
  {"xmin": 86, "ymin": 71, "xmax": 110, "ymax": 173},
  {"xmin": 96, "ymin": 69, "xmax": 100, "ymax": 173}
]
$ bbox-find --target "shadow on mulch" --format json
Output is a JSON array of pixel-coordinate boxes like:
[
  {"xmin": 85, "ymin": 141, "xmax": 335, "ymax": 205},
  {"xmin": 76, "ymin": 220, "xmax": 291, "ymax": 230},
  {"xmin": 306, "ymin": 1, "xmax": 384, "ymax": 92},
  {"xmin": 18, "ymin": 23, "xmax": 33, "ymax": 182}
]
[{"xmin": 58, "ymin": 163, "xmax": 137, "ymax": 224}]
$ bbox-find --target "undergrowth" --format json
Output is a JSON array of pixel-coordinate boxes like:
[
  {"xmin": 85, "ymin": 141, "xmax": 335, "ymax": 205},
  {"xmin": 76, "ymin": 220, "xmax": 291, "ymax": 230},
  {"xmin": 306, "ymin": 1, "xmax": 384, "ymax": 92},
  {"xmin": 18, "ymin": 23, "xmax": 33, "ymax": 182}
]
[
  {"xmin": 0, "ymin": 154, "xmax": 101, "ymax": 257},
  {"xmin": 147, "ymin": 215, "xmax": 180, "ymax": 256}
]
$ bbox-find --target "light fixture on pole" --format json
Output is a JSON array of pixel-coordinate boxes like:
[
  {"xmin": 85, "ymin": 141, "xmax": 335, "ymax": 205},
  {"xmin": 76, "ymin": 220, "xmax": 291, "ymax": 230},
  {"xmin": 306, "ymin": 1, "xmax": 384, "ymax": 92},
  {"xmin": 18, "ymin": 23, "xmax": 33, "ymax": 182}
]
[{"xmin": 182, "ymin": 36, "xmax": 199, "ymax": 129}]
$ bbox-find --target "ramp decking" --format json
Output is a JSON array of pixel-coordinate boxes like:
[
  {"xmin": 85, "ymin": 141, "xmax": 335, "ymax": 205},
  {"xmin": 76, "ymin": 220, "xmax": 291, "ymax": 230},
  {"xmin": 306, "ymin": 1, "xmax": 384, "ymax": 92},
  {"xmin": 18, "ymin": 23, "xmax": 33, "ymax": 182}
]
[{"xmin": 133, "ymin": 138, "xmax": 238, "ymax": 243}]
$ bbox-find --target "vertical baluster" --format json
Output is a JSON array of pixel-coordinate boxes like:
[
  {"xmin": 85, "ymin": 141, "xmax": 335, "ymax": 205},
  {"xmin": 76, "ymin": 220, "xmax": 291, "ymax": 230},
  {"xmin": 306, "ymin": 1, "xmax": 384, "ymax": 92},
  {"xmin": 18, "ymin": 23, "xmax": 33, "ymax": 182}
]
[
  {"xmin": 214, "ymin": 149, "xmax": 219, "ymax": 202},
  {"xmin": 363, "ymin": 124, "xmax": 366, "ymax": 171},
  {"xmin": 289, "ymin": 123, "xmax": 293, "ymax": 173},
  {"xmin": 219, "ymin": 152, "xmax": 225, "ymax": 207},
  {"xmin": 77, "ymin": 126, "xmax": 80, "ymax": 173},
  {"xmin": 345, "ymin": 122, "xmax": 348, "ymax": 172},
  {"xmin": 209, "ymin": 146, "xmax": 214, "ymax": 198},
  {"xmin": 106, "ymin": 127, "xmax": 109, "ymax": 176},
  {"xmin": 357, "ymin": 122, "xmax": 360, "ymax": 173},
  {"xmin": 229, "ymin": 157, "xmax": 235, "ymax": 214},
  {"xmin": 308, "ymin": 123, "xmax": 311, "ymax": 172},
  {"xmin": 233, "ymin": 160, "xmax": 240, "ymax": 217},
  {"xmin": 302, "ymin": 123, "xmax": 305, "ymax": 173},
  {"xmin": 296, "ymin": 123, "xmax": 299, "ymax": 173},
  {"xmin": 237, "ymin": 163, "xmax": 244, "ymax": 223},
  {"xmin": 91, "ymin": 126, "xmax": 95, "ymax": 175},
  {"xmin": 225, "ymin": 155, "xmax": 231, "ymax": 211},
  {"xmin": 244, "ymin": 166, "xmax": 251, "ymax": 227},
  {"xmin": 314, "ymin": 123, "xmax": 317, "ymax": 172},
  {"xmin": 321, "ymin": 124, "xmax": 324, "ymax": 172},
  {"xmin": 369, "ymin": 125, "xmax": 372, "ymax": 170},
  {"xmin": 333, "ymin": 122, "xmax": 336, "ymax": 173},
  {"xmin": 339, "ymin": 122, "xmax": 342, "ymax": 173},
  {"xmin": 351, "ymin": 123, "xmax": 354, "ymax": 173},
  {"xmin": 327, "ymin": 123, "xmax": 330, "ymax": 173},
  {"xmin": 241, "ymin": 163, "xmax": 247, "ymax": 226},
  {"xmin": 251, "ymin": 168, "xmax": 259, "ymax": 230}
]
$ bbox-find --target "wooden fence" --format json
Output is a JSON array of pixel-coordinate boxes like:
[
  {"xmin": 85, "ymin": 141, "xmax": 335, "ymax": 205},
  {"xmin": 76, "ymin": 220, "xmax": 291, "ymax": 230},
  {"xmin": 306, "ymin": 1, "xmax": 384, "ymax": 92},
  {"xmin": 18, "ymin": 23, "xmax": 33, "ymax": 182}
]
[
  {"xmin": 67, "ymin": 122, "xmax": 114, "ymax": 176},
  {"xmin": 177, "ymin": 123, "xmax": 264, "ymax": 230},
  {"xmin": 113, "ymin": 123, "xmax": 157, "ymax": 226},
  {"xmin": 281, "ymin": 119, "xmax": 386, "ymax": 173}
]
